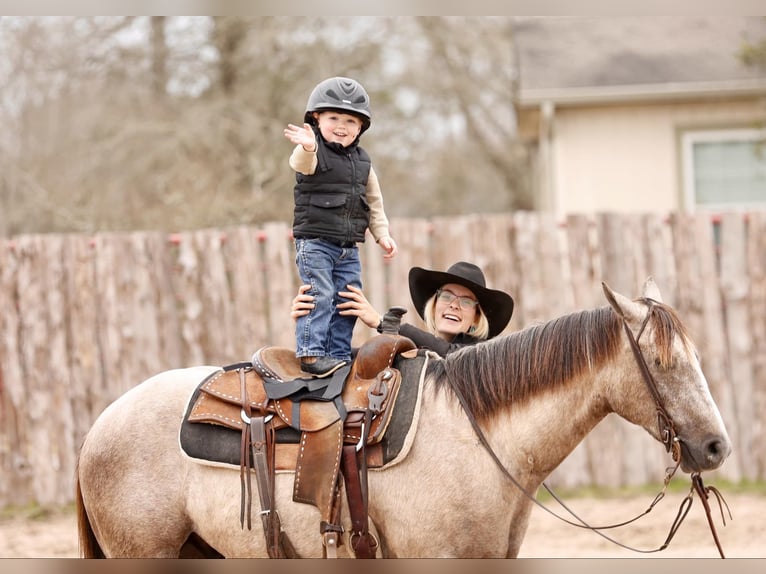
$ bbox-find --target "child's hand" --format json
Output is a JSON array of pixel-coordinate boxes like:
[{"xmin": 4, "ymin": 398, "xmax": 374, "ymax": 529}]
[
  {"xmin": 284, "ymin": 123, "xmax": 316, "ymax": 152},
  {"xmin": 378, "ymin": 236, "xmax": 398, "ymax": 259}
]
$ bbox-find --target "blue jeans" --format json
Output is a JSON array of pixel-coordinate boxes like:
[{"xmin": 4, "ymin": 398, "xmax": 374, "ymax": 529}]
[{"xmin": 294, "ymin": 238, "xmax": 361, "ymax": 361}]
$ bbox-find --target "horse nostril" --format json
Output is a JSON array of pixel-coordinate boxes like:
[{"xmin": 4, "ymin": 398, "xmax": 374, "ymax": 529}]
[{"xmin": 704, "ymin": 436, "xmax": 732, "ymax": 465}]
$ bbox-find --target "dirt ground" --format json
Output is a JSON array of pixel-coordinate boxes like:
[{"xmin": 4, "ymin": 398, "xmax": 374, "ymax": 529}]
[{"xmin": 0, "ymin": 491, "xmax": 763, "ymax": 558}]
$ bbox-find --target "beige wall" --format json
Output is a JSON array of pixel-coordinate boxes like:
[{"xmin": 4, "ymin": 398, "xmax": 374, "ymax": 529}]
[{"xmin": 540, "ymin": 98, "xmax": 765, "ymax": 217}]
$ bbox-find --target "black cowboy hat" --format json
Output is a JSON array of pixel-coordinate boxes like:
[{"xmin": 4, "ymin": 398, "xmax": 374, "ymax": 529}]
[{"xmin": 408, "ymin": 261, "xmax": 515, "ymax": 339}]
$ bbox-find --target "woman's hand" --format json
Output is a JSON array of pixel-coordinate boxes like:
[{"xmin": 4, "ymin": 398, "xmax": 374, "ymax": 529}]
[
  {"xmin": 290, "ymin": 284, "xmax": 315, "ymax": 321},
  {"xmin": 337, "ymin": 285, "xmax": 382, "ymax": 329}
]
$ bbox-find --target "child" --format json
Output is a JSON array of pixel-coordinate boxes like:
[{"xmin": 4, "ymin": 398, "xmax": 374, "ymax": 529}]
[{"xmin": 284, "ymin": 76, "xmax": 397, "ymax": 377}]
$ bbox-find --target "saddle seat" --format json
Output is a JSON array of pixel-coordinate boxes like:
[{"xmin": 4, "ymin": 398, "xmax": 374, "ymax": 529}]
[{"xmin": 189, "ymin": 333, "xmax": 417, "ymax": 439}]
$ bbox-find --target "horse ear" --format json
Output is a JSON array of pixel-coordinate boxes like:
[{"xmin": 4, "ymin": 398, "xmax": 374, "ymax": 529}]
[
  {"xmin": 602, "ymin": 281, "xmax": 643, "ymax": 322},
  {"xmin": 641, "ymin": 276, "xmax": 663, "ymax": 303}
]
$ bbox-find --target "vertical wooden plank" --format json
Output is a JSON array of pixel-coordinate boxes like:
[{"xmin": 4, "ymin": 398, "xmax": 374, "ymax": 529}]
[
  {"xmin": 44, "ymin": 235, "xmax": 77, "ymax": 504},
  {"xmin": 94, "ymin": 232, "xmax": 130, "ymax": 394},
  {"xmin": 565, "ymin": 213, "xmax": 600, "ymax": 311},
  {"xmin": 95, "ymin": 232, "xmax": 168, "ymax": 394},
  {"xmin": 510, "ymin": 211, "xmax": 571, "ymax": 323},
  {"xmin": 144, "ymin": 232, "xmax": 183, "ymax": 371},
  {"xmin": 192, "ymin": 229, "xmax": 235, "ymax": 365},
  {"xmin": 224, "ymin": 226, "xmax": 269, "ymax": 356},
  {"xmin": 0, "ymin": 239, "xmax": 27, "ymax": 505},
  {"xmin": 468, "ymin": 214, "xmax": 519, "ymax": 333},
  {"xmin": 719, "ymin": 212, "xmax": 756, "ymax": 480},
  {"xmin": 510, "ymin": 211, "xmax": 570, "ymax": 327},
  {"xmin": 15, "ymin": 235, "xmax": 75, "ymax": 504},
  {"xmin": 642, "ymin": 213, "xmax": 677, "ymax": 307},
  {"xmin": 11, "ymin": 235, "xmax": 40, "ymax": 504},
  {"xmin": 538, "ymin": 212, "xmax": 572, "ymax": 321},
  {"xmin": 128, "ymin": 232, "xmax": 169, "ymax": 381},
  {"xmin": 598, "ymin": 212, "xmax": 639, "ymax": 293},
  {"xmin": 64, "ymin": 235, "xmax": 105, "ymax": 435},
  {"xmin": 171, "ymin": 231, "xmax": 207, "ymax": 366},
  {"xmin": 430, "ymin": 215, "xmax": 473, "ymax": 273},
  {"xmin": 668, "ymin": 212, "xmax": 705, "ymax": 335},
  {"xmin": 746, "ymin": 211, "xmax": 766, "ymax": 479},
  {"xmin": 262, "ymin": 222, "xmax": 296, "ymax": 349},
  {"xmin": 511, "ymin": 211, "xmax": 544, "ymax": 327},
  {"xmin": 14, "ymin": 235, "xmax": 52, "ymax": 504}
]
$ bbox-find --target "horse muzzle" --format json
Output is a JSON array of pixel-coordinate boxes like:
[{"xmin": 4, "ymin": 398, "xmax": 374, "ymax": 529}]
[{"xmin": 679, "ymin": 433, "xmax": 732, "ymax": 473}]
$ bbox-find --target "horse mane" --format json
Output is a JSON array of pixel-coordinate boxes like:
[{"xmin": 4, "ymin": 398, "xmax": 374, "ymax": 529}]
[{"xmin": 431, "ymin": 299, "xmax": 692, "ymax": 420}]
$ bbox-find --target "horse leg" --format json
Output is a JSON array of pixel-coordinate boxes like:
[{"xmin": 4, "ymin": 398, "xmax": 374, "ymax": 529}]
[{"xmin": 179, "ymin": 533, "xmax": 224, "ymax": 558}]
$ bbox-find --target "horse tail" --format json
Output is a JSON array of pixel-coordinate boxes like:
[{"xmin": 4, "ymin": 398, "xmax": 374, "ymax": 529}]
[{"xmin": 75, "ymin": 460, "xmax": 105, "ymax": 558}]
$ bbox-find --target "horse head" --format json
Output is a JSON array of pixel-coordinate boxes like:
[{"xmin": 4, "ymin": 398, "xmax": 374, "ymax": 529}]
[{"xmin": 602, "ymin": 277, "xmax": 732, "ymax": 473}]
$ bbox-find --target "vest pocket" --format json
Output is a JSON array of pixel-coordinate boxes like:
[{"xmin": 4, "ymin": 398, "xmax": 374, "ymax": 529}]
[{"xmin": 309, "ymin": 193, "xmax": 347, "ymax": 209}]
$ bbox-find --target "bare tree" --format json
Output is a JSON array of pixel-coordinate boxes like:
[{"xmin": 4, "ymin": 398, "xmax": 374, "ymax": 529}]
[
  {"xmin": 352, "ymin": 17, "xmax": 533, "ymax": 218},
  {"xmin": 150, "ymin": 17, "xmax": 169, "ymax": 97},
  {"xmin": 0, "ymin": 17, "xmax": 533, "ymax": 236}
]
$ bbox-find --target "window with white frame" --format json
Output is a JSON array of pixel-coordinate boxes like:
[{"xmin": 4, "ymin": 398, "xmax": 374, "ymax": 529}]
[{"xmin": 682, "ymin": 128, "xmax": 766, "ymax": 211}]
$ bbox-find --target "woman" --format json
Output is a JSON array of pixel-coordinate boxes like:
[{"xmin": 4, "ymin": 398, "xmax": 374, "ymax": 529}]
[{"xmin": 292, "ymin": 261, "xmax": 514, "ymax": 357}]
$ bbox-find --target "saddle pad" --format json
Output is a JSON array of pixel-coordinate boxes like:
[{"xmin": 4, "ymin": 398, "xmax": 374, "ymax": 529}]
[{"xmin": 179, "ymin": 353, "xmax": 429, "ymax": 470}]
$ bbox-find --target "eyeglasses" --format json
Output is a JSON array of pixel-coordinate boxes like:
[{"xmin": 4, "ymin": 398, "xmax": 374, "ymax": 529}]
[{"xmin": 435, "ymin": 289, "xmax": 479, "ymax": 310}]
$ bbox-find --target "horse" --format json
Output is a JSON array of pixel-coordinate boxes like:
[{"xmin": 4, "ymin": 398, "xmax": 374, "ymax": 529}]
[{"xmin": 76, "ymin": 278, "xmax": 731, "ymax": 558}]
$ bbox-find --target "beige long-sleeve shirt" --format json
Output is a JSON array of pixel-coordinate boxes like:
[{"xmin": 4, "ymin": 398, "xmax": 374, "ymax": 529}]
[{"xmin": 289, "ymin": 144, "xmax": 392, "ymax": 243}]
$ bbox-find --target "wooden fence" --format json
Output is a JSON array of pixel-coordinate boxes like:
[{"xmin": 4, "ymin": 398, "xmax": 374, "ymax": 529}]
[{"xmin": 1, "ymin": 211, "xmax": 765, "ymax": 507}]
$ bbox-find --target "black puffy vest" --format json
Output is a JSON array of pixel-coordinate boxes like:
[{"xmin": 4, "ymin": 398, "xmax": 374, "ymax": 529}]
[{"xmin": 292, "ymin": 133, "xmax": 372, "ymax": 245}]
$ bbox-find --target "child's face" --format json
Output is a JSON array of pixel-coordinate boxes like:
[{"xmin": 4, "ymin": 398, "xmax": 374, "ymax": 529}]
[{"xmin": 313, "ymin": 111, "xmax": 363, "ymax": 147}]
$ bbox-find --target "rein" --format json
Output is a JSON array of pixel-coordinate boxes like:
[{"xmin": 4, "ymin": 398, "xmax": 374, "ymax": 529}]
[{"xmin": 448, "ymin": 298, "xmax": 730, "ymax": 557}]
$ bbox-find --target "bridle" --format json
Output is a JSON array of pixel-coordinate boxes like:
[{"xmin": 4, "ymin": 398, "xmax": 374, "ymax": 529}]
[
  {"xmin": 623, "ymin": 298, "xmax": 681, "ymax": 462},
  {"xmin": 449, "ymin": 297, "xmax": 731, "ymax": 557}
]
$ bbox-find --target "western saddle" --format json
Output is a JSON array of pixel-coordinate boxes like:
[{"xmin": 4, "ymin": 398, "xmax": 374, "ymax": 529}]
[{"xmin": 187, "ymin": 307, "xmax": 416, "ymax": 558}]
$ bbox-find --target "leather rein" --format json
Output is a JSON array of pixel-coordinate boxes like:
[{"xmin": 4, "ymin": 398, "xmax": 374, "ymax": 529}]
[{"xmin": 449, "ymin": 298, "xmax": 731, "ymax": 558}]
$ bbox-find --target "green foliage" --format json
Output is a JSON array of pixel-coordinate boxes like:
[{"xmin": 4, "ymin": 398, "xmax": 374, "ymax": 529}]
[{"xmin": 739, "ymin": 39, "xmax": 766, "ymax": 70}]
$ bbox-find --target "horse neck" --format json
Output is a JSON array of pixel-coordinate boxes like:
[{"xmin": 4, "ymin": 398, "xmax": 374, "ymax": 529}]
[
  {"xmin": 480, "ymin": 368, "xmax": 612, "ymax": 480},
  {"xmin": 434, "ymin": 351, "xmax": 617, "ymax": 480}
]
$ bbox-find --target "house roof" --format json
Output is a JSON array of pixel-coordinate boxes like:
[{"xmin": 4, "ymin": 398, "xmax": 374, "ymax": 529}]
[{"xmin": 514, "ymin": 16, "xmax": 766, "ymax": 106}]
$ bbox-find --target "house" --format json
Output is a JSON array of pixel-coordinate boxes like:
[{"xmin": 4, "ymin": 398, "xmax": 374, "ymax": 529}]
[{"xmin": 514, "ymin": 16, "xmax": 766, "ymax": 217}]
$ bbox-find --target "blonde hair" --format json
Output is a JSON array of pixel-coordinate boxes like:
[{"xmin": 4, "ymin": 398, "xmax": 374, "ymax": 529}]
[{"xmin": 423, "ymin": 293, "xmax": 490, "ymax": 341}]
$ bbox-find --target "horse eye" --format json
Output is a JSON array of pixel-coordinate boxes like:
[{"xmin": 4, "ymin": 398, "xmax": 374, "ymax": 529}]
[{"xmin": 654, "ymin": 358, "xmax": 662, "ymax": 367}]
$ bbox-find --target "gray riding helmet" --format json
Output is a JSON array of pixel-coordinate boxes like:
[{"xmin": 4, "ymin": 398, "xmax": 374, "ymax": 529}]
[{"xmin": 304, "ymin": 77, "xmax": 372, "ymax": 134}]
